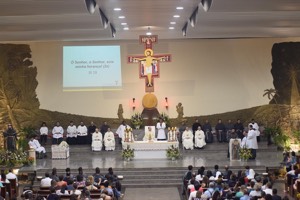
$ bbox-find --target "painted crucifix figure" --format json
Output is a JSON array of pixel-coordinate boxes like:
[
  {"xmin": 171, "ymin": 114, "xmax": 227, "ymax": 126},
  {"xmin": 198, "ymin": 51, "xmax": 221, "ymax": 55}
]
[{"xmin": 128, "ymin": 35, "xmax": 171, "ymax": 92}]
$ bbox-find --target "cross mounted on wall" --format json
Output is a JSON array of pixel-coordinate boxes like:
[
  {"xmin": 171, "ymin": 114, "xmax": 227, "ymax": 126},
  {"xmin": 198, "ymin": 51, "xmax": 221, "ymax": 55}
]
[{"xmin": 127, "ymin": 35, "xmax": 171, "ymax": 93}]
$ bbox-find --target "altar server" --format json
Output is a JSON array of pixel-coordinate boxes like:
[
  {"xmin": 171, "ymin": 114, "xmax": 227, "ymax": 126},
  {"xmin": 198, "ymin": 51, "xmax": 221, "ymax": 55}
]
[
  {"xmin": 116, "ymin": 121, "xmax": 131, "ymax": 143},
  {"xmin": 156, "ymin": 118, "xmax": 166, "ymax": 140},
  {"xmin": 52, "ymin": 122, "xmax": 64, "ymax": 145},
  {"xmin": 77, "ymin": 121, "xmax": 88, "ymax": 145},
  {"xmin": 66, "ymin": 121, "xmax": 77, "ymax": 145}
]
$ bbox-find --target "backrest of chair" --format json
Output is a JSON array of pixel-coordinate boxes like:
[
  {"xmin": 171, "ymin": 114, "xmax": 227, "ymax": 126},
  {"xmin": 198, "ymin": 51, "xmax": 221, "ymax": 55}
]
[
  {"xmin": 297, "ymin": 181, "xmax": 300, "ymax": 193},
  {"xmin": 4, "ymin": 182, "xmax": 11, "ymax": 198},
  {"xmin": 0, "ymin": 186, "xmax": 6, "ymax": 198},
  {"xmin": 37, "ymin": 190, "xmax": 50, "ymax": 197}
]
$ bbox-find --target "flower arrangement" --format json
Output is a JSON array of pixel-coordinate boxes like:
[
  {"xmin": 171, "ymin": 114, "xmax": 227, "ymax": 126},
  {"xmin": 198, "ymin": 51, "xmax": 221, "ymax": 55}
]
[
  {"xmin": 59, "ymin": 141, "xmax": 69, "ymax": 148},
  {"xmin": 239, "ymin": 146, "xmax": 252, "ymax": 160},
  {"xmin": 166, "ymin": 145, "xmax": 180, "ymax": 160},
  {"xmin": 0, "ymin": 150, "xmax": 28, "ymax": 167},
  {"xmin": 121, "ymin": 145, "xmax": 134, "ymax": 160},
  {"xmin": 23, "ymin": 156, "xmax": 35, "ymax": 166},
  {"xmin": 131, "ymin": 113, "xmax": 143, "ymax": 129},
  {"xmin": 158, "ymin": 113, "xmax": 170, "ymax": 127}
]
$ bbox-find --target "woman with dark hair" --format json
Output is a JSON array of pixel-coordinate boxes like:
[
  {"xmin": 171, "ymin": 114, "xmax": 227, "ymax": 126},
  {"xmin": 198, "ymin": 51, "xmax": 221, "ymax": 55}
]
[
  {"xmin": 228, "ymin": 173, "xmax": 237, "ymax": 188},
  {"xmin": 211, "ymin": 190, "xmax": 221, "ymax": 200},
  {"xmin": 196, "ymin": 166, "xmax": 205, "ymax": 181},
  {"xmin": 75, "ymin": 174, "xmax": 86, "ymax": 188}
]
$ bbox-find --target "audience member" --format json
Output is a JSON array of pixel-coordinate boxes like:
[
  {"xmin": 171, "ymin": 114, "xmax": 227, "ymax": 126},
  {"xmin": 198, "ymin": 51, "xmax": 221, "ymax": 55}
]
[{"xmin": 41, "ymin": 172, "xmax": 52, "ymax": 188}]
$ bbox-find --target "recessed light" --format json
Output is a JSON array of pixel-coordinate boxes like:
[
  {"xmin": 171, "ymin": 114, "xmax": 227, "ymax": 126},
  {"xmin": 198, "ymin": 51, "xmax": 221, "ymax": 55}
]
[
  {"xmin": 170, "ymin": 22, "xmax": 176, "ymax": 25},
  {"xmin": 176, "ymin": 7, "xmax": 184, "ymax": 10},
  {"xmin": 169, "ymin": 27, "xmax": 174, "ymax": 30},
  {"xmin": 121, "ymin": 23, "xmax": 127, "ymax": 25},
  {"xmin": 146, "ymin": 32, "xmax": 152, "ymax": 36},
  {"xmin": 114, "ymin": 8, "xmax": 121, "ymax": 11},
  {"xmin": 118, "ymin": 16, "xmax": 125, "ymax": 19},
  {"xmin": 173, "ymin": 15, "xmax": 180, "ymax": 18},
  {"xmin": 123, "ymin": 27, "xmax": 129, "ymax": 30}
]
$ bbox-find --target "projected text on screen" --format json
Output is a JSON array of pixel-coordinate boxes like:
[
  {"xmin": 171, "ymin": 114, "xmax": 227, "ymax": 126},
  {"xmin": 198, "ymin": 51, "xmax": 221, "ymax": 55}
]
[{"xmin": 63, "ymin": 46, "xmax": 122, "ymax": 91}]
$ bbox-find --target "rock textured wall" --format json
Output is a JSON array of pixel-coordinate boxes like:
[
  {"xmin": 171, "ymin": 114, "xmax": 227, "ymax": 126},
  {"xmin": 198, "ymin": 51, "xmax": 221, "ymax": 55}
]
[{"xmin": 271, "ymin": 42, "xmax": 300, "ymax": 105}]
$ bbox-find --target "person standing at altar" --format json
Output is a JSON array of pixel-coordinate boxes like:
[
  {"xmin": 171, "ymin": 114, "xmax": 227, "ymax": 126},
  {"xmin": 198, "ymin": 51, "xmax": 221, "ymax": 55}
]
[
  {"xmin": 182, "ymin": 127, "xmax": 194, "ymax": 150},
  {"xmin": 91, "ymin": 128, "xmax": 102, "ymax": 151},
  {"xmin": 247, "ymin": 125, "xmax": 258, "ymax": 160},
  {"xmin": 39, "ymin": 122, "xmax": 48, "ymax": 145},
  {"xmin": 100, "ymin": 121, "xmax": 110, "ymax": 138},
  {"xmin": 116, "ymin": 121, "xmax": 131, "ymax": 144},
  {"xmin": 52, "ymin": 122, "xmax": 64, "ymax": 145},
  {"xmin": 234, "ymin": 119, "xmax": 244, "ymax": 140},
  {"xmin": 87, "ymin": 121, "xmax": 96, "ymax": 145},
  {"xmin": 156, "ymin": 118, "xmax": 166, "ymax": 140},
  {"xmin": 192, "ymin": 119, "xmax": 201, "ymax": 135},
  {"xmin": 143, "ymin": 126, "xmax": 156, "ymax": 141},
  {"xmin": 104, "ymin": 128, "xmax": 115, "ymax": 151},
  {"xmin": 194, "ymin": 126, "xmax": 206, "ymax": 149},
  {"xmin": 66, "ymin": 121, "xmax": 77, "ymax": 145},
  {"xmin": 249, "ymin": 119, "xmax": 260, "ymax": 142},
  {"xmin": 3, "ymin": 124, "xmax": 17, "ymax": 151},
  {"xmin": 77, "ymin": 121, "xmax": 88, "ymax": 145},
  {"xmin": 241, "ymin": 131, "xmax": 248, "ymax": 148}
]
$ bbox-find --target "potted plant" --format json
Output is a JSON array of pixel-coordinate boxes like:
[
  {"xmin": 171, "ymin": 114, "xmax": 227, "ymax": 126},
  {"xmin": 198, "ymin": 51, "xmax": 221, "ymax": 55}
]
[
  {"xmin": 0, "ymin": 150, "xmax": 28, "ymax": 167},
  {"xmin": 131, "ymin": 113, "xmax": 143, "ymax": 129},
  {"xmin": 166, "ymin": 145, "xmax": 180, "ymax": 160},
  {"xmin": 239, "ymin": 146, "xmax": 252, "ymax": 161},
  {"xmin": 121, "ymin": 145, "xmax": 134, "ymax": 161}
]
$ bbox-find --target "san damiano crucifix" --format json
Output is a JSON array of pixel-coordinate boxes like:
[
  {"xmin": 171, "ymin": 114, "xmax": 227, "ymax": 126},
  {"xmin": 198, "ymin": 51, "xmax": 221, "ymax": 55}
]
[{"xmin": 128, "ymin": 35, "xmax": 171, "ymax": 93}]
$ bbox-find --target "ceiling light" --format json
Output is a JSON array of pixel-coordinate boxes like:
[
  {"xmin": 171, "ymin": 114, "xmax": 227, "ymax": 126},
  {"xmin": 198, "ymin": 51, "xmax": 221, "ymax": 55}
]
[
  {"xmin": 121, "ymin": 22, "xmax": 127, "ymax": 25},
  {"xmin": 118, "ymin": 16, "xmax": 125, "ymax": 19},
  {"xmin": 84, "ymin": 0, "xmax": 97, "ymax": 14},
  {"xmin": 173, "ymin": 15, "xmax": 180, "ymax": 18},
  {"xmin": 169, "ymin": 27, "xmax": 174, "ymax": 30},
  {"xmin": 170, "ymin": 22, "xmax": 176, "ymax": 25},
  {"xmin": 201, "ymin": 0, "xmax": 213, "ymax": 12},
  {"xmin": 146, "ymin": 27, "xmax": 152, "ymax": 35},
  {"xmin": 114, "ymin": 8, "xmax": 121, "ymax": 11},
  {"xmin": 123, "ymin": 27, "xmax": 129, "ymax": 30},
  {"xmin": 176, "ymin": 7, "xmax": 184, "ymax": 10}
]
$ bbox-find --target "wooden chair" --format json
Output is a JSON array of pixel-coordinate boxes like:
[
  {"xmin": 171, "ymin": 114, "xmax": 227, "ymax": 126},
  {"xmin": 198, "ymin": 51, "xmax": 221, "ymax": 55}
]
[
  {"xmin": 0, "ymin": 186, "xmax": 6, "ymax": 198},
  {"xmin": 40, "ymin": 186, "xmax": 50, "ymax": 190},
  {"xmin": 8, "ymin": 178, "xmax": 18, "ymax": 198},
  {"xmin": 90, "ymin": 193, "xmax": 101, "ymax": 200},
  {"xmin": 37, "ymin": 190, "xmax": 50, "ymax": 198},
  {"xmin": 59, "ymin": 194, "xmax": 71, "ymax": 200},
  {"xmin": 3, "ymin": 182, "xmax": 12, "ymax": 199}
]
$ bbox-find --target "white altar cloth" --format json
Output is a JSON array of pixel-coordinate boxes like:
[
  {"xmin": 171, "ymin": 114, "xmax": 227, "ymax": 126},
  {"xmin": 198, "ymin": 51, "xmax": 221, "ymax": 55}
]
[{"xmin": 122, "ymin": 141, "xmax": 179, "ymax": 151}]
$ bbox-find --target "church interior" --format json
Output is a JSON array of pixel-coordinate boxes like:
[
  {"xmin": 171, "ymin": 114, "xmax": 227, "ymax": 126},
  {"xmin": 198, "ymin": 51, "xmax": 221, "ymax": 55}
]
[{"xmin": 1, "ymin": 0, "xmax": 300, "ymax": 200}]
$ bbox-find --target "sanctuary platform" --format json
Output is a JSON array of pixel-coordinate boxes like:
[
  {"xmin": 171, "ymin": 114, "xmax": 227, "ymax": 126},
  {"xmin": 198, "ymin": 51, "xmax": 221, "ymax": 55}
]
[{"xmin": 18, "ymin": 139, "xmax": 284, "ymax": 200}]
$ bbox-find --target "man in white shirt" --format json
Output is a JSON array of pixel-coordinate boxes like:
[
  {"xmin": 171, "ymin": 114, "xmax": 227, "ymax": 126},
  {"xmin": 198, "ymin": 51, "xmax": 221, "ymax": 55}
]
[
  {"xmin": 6, "ymin": 169, "xmax": 18, "ymax": 186},
  {"xmin": 249, "ymin": 119, "xmax": 260, "ymax": 142},
  {"xmin": 116, "ymin": 121, "xmax": 130, "ymax": 144},
  {"xmin": 40, "ymin": 172, "xmax": 52, "ymax": 188},
  {"xmin": 28, "ymin": 135, "xmax": 47, "ymax": 158},
  {"xmin": 52, "ymin": 122, "xmax": 64, "ymax": 145},
  {"xmin": 77, "ymin": 121, "xmax": 88, "ymax": 145},
  {"xmin": 247, "ymin": 125, "xmax": 258, "ymax": 160},
  {"xmin": 39, "ymin": 122, "xmax": 48, "ymax": 145},
  {"xmin": 66, "ymin": 121, "xmax": 77, "ymax": 145},
  {"xmin": 156, "ymin": 119, "xmax": 166, "ymax": 140}
]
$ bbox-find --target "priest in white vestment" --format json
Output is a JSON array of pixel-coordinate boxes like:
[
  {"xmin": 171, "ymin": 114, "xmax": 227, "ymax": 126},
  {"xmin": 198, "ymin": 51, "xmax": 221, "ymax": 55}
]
[
  {"xmin": 143, "ymin": 126, "xmax": 156, "ymax": 141},
  {"xmin": 92, "ymin": 128, "xmax": 103, "ymax": 151},
  {"xmin": 104, "ymin": 128, "xmax": 115, "ymax": 151},
  {"xmin": 77, "ymin": 121, "xmax": 88, "ymax": 145},
  {"xmin": 52, "ymin": 122, "xmax": 64, "ymax": 145},
  {"xmin": 29, "ymin": 135, "xmax": 46, "ymax": 158},
  {"xmin": 66, "ymin": 121, "xmax": 77, "ymax": 145},
  {"xmin": 194, "ymin": 126, "xmax": 206, "ymax": 148},
  {"xmin": 182, "ymin": 127, "xmax": 194, "ymax": 150},
  {"xmin": 156, "ymin": 119, "xmax": 166, "ymax": 140},
  {"xmin": 116, "ymin": 121, "xmax": 131, "ymax": 143}
]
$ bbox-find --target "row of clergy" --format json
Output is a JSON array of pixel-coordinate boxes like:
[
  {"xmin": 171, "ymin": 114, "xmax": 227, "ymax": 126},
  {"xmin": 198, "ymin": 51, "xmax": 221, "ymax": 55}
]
[{"xmin": 120, "ymin": 126, "xmax": 207, "ymax": 150}]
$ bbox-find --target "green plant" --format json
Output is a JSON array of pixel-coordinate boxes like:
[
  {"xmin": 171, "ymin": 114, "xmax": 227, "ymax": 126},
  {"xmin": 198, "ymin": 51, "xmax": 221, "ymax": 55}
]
[
  {"xmin": 264, "ymin": 126, "xmax": 290, "ymax": 151},
  {"xmin": 131, "ymin": 113, "xmax": 143, "ymax": 128},
  {"xmin": 239, "ymin": 146, "xmax": 252, "ymax": 160},
  {"xmin": 18, "ymin": 126, "xmax": 38, "ymax": 151},
  {"xmin": 121, "ymin": 145, "xmax": 134, "ymax": 160},
  {"xmin": 158, "ymin": 113, "xmax": 170, "ymax": 127},
  {"xmin": 166, "ymin": 145, "xmax": 180, "ymax": 160}
]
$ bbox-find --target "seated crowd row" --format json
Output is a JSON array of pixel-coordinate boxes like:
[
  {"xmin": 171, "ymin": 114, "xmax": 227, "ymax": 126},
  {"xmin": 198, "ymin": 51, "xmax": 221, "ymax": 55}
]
[
  {"xmin": 24, "ymin": 167, "xmax": 123, "ymax": 200},
  {"xmin": 183, "ymin": 165, "xmax": 287, "ymax": 200}
]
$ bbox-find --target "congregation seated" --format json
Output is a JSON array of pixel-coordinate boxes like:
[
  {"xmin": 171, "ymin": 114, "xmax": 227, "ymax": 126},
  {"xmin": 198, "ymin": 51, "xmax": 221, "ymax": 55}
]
[
  {"xmin": 104, "ymin": 128, "xmax": 115, "ymax": 151},
  {"xmin": 182, "ymin": 127, "xmax": 194, "ymax": 150},
  {"xmin": 91, "ymin": 128, "xmax": 103, "ymax": 151}
]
